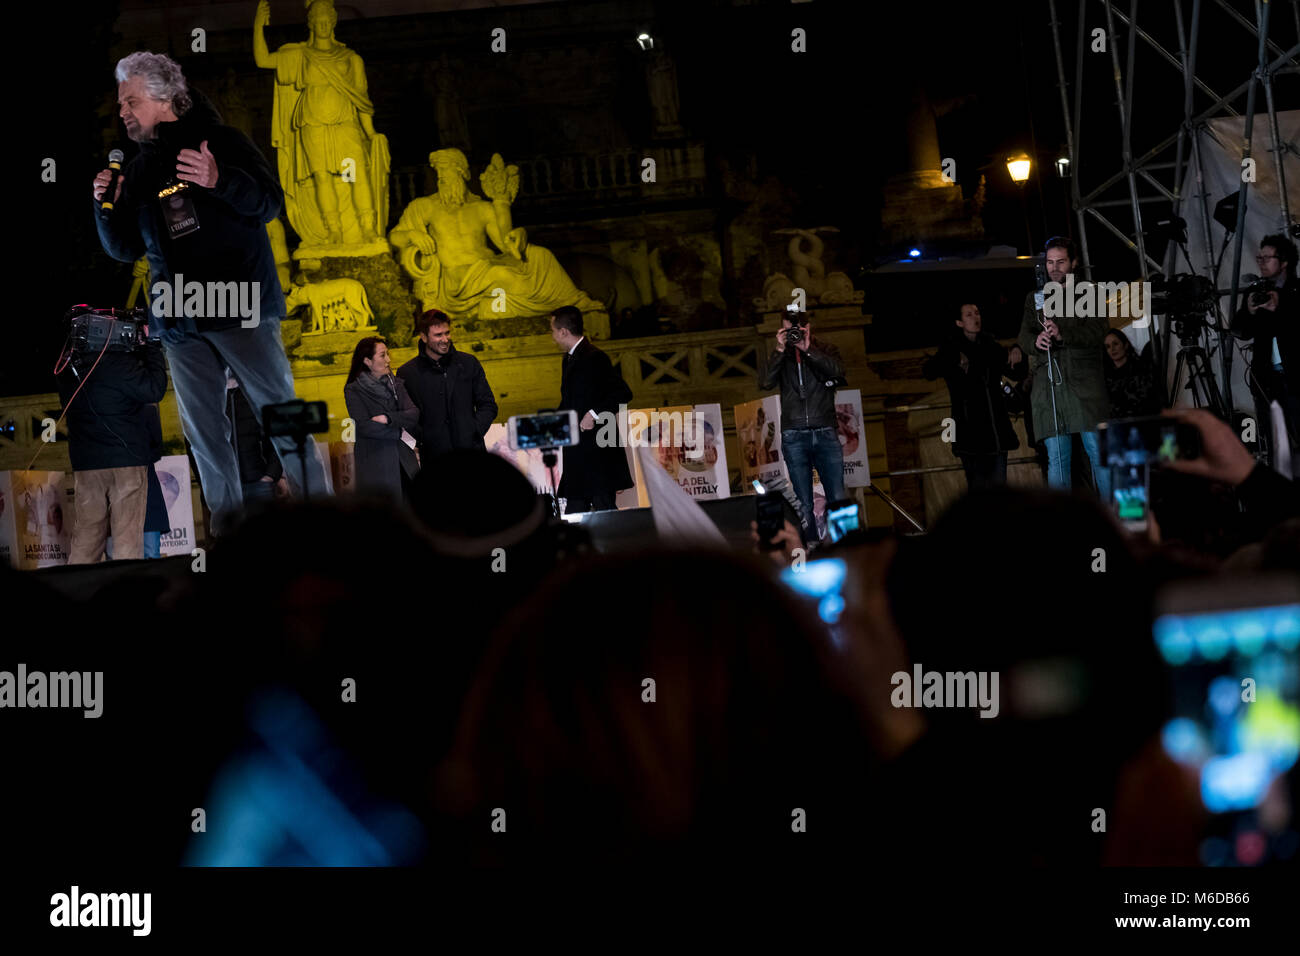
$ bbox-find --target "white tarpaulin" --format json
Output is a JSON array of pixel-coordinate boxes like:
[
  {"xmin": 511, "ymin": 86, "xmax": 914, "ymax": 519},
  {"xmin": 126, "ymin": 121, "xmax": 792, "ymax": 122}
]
[{"xmin": 1159, "ymin": 110, "xmax": 1299, "ymax": 414}]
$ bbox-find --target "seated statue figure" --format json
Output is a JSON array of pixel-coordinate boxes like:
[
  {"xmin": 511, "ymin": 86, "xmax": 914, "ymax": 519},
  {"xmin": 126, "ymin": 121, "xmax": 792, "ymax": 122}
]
[{"xmin": 390, "ymin": 148, "xmax": 600, "ymax": 319}]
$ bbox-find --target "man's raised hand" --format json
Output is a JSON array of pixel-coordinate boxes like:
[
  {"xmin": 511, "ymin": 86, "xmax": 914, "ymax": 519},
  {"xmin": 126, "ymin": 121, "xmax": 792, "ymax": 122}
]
[{"xmin": 176, "ymin": 141, "xmax": 219, "ymax": 189}]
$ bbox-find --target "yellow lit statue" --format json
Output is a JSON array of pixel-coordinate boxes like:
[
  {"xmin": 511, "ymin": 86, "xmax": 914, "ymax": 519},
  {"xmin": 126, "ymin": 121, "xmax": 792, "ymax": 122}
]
[
  {"xmin": 390, "ymin": 148, "xmax": 600, "ymax": 319},
  {"xmin": 254, "ymin": 0, "xmax": 390, "ymax": 250}
]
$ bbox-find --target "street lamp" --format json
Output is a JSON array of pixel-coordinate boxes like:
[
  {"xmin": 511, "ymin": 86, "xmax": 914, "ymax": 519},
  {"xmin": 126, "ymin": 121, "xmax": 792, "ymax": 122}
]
[
  {"xmin": 1006, "ymin": 152, "xmax": 1032, "ymax": 184},
  {"xmin": 1006, "ymin": 152, "xmax": 1033, "ymax": 253}
]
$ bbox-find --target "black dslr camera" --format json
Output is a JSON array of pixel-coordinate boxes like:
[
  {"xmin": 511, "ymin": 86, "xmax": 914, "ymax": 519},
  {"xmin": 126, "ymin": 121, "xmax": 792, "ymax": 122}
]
[
  {"xmin": 1247, "ymin": 277, "xmax": 1275, "ymax": 308},
  {"xmin": 784, "ymin": 309, "xmax": 808, "ymax": 345}
]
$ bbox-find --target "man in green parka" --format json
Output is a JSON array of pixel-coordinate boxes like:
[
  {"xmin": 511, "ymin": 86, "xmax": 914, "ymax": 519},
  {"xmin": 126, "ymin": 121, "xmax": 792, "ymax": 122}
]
[{"xmin": 1017, "ymin": 236, "xmax": 1111, "ymax": 500}]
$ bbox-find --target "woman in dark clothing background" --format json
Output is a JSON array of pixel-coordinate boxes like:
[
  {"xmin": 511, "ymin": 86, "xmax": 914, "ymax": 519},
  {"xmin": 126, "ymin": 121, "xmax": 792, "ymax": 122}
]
[
  {"xmin": 344, "ymin": 337, "xmax": 421, "ymax": 504},
  {"xmin": 1104, "ymin": 329, "xmax": 1164, "ymax": 419}
]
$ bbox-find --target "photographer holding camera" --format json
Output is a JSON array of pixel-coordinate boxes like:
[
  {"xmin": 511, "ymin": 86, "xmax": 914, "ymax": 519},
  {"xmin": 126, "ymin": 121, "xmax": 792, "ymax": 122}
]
[
  {"xmin": 57, "ymin": 330, "xmax": 168, "ymax": 562},
  {"xmin": 758, "ymin": 311, "xmax": 846, "ymax": 540},
  {"xmin": 1233, "ymin": 233, "xmax": 1299, "ymax": 457}
]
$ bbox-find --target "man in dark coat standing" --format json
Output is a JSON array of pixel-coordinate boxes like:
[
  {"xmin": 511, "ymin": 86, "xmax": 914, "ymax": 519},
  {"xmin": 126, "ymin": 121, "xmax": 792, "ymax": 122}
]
[
  {"xmin": 397, "ymin": 310, "xmax": 498, "ymax": 459},
  {"xmin": 549, "ymin": 305, "xmax": 633, "ymax": 512},
  {"xmin": 57, "ymin": 338, "xmax": 168, "ymax": 562},
  {"xmin": 1232, "ymin": 233, "xmax": 1299, "ymax": 459},
  {"xmin": 1016, "ymin": 236, "xmax": 1110, "ymax": 500},
  {"xmin": 923, "ymin": 303, "xmax": 1020, "ymax": 491}
]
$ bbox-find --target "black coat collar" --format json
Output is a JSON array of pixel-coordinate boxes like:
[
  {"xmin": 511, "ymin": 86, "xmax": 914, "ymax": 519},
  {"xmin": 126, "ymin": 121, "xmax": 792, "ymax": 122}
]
[{"xmin": 418, "ymin": 342, "xmax": 459, "ymax": 372}]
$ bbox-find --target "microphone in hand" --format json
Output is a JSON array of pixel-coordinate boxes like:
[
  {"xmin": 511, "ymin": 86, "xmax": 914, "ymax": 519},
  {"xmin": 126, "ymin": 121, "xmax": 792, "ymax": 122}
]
[{"xmin": 98, "ymin": 149, "xmax": 125, "ymax": 220}]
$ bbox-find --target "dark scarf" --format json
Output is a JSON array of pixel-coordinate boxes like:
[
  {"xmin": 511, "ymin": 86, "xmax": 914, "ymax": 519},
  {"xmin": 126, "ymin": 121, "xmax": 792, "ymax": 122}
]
[{"xmin": 354, "ymin": 371, "xmax": 399, "ymax": 410}]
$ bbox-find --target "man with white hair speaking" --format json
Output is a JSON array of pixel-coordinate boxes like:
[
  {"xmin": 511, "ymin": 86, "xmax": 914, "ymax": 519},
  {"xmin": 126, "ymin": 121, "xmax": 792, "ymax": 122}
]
[{"xmin": 92, "ymin": 52, "xmax": 331, "ymax": 537}]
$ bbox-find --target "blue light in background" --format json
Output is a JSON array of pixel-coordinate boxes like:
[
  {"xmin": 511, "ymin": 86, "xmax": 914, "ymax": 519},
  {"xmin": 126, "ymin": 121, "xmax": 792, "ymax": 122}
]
[
  {"xmin": 1155, "ymin": 604, "xmax": 1300, "ymax": 662},
  {"xmin": 185, "ymin": 687, "xmax": 426, "ymax": 866},
  {"xmin": 1161, "ymin": 717, "xmax": 1208, "ymax": 765},
  {"xmin": 1201, "ymin": 752, "xmax": 1272, "ymax": 813},
  {"xmin": 780, "ymin": 558, "xmax": 847, "ymax": 625}
]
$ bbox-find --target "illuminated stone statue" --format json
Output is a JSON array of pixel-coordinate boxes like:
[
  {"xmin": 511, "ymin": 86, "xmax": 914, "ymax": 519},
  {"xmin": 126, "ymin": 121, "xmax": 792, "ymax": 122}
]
[
  {"xmin": 254, "ymin": 0, "xmax": 390, "ymax": 252},
  {"xmin": 755, "ymin": 227, "xmax": 864, "ymax": 311},
  {"xmin": 390, "ymin": 148, "xmax": 600, "ymax": 319},
  {"xmin": 285, "ymin": 276, "xmax": 376, "ymax": 334},
  {"xmin": 127, "ymin": 258, "xmax": 151, "ymax": 309}
]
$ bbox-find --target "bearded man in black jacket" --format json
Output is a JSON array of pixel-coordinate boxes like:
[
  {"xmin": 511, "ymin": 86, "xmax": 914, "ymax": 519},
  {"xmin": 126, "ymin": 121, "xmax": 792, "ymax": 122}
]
[
  {"xmin": 92, "ymin": 51, "xmax": 331, "ymax": 538},
  {"xmin": 396, "ymin": 310, "xmax": 499, "ymax": 458}
]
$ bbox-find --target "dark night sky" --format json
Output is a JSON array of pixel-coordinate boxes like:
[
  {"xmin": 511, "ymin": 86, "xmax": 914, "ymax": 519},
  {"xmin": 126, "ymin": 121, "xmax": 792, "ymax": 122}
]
[{"xmin": 7, "ymin": 0, "xmax": 1296, "ymax": 395}]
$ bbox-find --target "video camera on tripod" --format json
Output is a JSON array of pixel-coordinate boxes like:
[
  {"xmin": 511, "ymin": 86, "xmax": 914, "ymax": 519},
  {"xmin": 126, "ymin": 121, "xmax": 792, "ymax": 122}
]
[
  {"xmin": 64, "ymin": 306, "xmax": 159, "ymax": 356},
  {"xmin": 1148, "ymin": 274, "xmax": 1219, "ymax": 344}
]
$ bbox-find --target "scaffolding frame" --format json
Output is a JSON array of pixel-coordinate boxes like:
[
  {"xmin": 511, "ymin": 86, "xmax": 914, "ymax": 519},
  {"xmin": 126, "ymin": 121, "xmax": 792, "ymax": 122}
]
[{"xmin": 1047, "ymin": 0, "xmax": 1299, "ymax": 421}]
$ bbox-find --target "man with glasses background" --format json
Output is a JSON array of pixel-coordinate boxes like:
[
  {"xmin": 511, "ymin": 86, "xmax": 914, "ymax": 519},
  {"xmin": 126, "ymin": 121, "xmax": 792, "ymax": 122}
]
[{"xmin": 1233, "ymin": 234, "xmax": 1299, "ymax": 459}]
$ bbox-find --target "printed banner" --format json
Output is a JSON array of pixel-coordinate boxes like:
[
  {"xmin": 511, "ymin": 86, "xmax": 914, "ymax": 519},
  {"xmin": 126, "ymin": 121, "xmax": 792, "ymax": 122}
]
[
  {"xmin": 734, "ymin": 395, "xmax": 787, "ymax": 491},
  {"xmin": 626, "ymin": 404, "xmax": 730, "ymax": 505},
  {"xmin": 329, "ymin": 441, "xmax": 357, "ymax": 495},
  {"xmin": 0, "ymin": 472, "xmax": 13, "ymax": 568},
  {"xmin": 834, "ymin": 388, "xmax": 871, "ymax": 488},
  {"xmin": 0, "ymin": 470, "xmax": 74, "ymax": 569},
  {"xmin": 154, "ymin": 455, "xmax": 196, "ymax": 557}
]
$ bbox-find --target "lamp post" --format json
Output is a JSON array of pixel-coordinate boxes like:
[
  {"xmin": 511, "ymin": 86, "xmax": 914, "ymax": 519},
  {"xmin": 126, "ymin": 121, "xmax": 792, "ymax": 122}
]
[{"xmin": 1007, "ymin": 152, "xmax": 1033, "ymax": 254}]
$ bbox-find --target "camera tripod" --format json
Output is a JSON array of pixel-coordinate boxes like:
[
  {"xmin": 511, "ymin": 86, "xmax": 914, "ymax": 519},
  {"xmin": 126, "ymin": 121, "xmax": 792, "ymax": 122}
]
[{"xmin": 1169, "ymin": 340, "xmax": 1227, "ymax": 419}]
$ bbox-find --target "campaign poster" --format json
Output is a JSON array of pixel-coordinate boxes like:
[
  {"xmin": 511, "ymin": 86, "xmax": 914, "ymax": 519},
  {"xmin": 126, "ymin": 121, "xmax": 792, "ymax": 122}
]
[
  {"xmin": 0, "ymin": 470, "xmax": 74, "ymax": 569},
  {"xmin": 734, "ymin": 395, "xmax": 787, "ymax": 491},
  {"xmin": 154, "ymin": 455, "xmax": 196, "ymax": 557},
  {"xmin": 834, "ymin": 388, "xmax": 871, "ymax": 488},
  {"xmin": 627, "ymin": 404, "xmax": 730, "ymax": 504},
  {"xmin": 0, "ymin": 472, "xmax": 13, "ymax": 568},
  {"xmin": 329, "ymin": 441, "xmax": 356, "ymax": 495}
]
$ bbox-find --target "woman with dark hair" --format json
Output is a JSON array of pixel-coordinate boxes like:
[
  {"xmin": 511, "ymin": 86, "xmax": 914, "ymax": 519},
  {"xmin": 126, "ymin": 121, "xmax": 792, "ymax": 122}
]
[
  {"xmin": 1103, "ymin": 328, "xmax": 1163, "ymax": 418},
  {"xmin": 343, "ymin": 337, "xmax": 421, "ymax": 503}
]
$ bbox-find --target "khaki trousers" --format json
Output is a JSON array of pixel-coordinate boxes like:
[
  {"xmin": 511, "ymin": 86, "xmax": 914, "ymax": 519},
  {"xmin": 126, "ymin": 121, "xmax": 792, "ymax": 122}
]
[{"xmin": 69, "ymin": 466, "xmax": 147, "ymax": 563}]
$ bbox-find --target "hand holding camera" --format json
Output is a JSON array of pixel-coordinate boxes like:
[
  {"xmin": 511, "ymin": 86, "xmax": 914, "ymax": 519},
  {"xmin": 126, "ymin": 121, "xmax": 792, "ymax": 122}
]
[
  {"xmin": 778, "ymin": 320, "xmax": 809, "ymax": 353},
  {"xmin": 1247, "ymin": 287, "xmax": 1278, "ymax": 313}
]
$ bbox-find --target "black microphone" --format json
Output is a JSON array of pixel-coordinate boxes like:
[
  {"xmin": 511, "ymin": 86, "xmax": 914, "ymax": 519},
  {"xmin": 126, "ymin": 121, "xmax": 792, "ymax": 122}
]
[{"xmin": 99, "ymin": 149, "xmax": 125, "ymax": 220}]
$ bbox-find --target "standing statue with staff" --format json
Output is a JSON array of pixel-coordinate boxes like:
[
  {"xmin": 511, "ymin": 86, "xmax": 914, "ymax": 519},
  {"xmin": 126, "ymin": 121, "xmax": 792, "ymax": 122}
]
[{"xmin": 253, "ymin": 0, "xmax": 389, "ymax": 251}]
